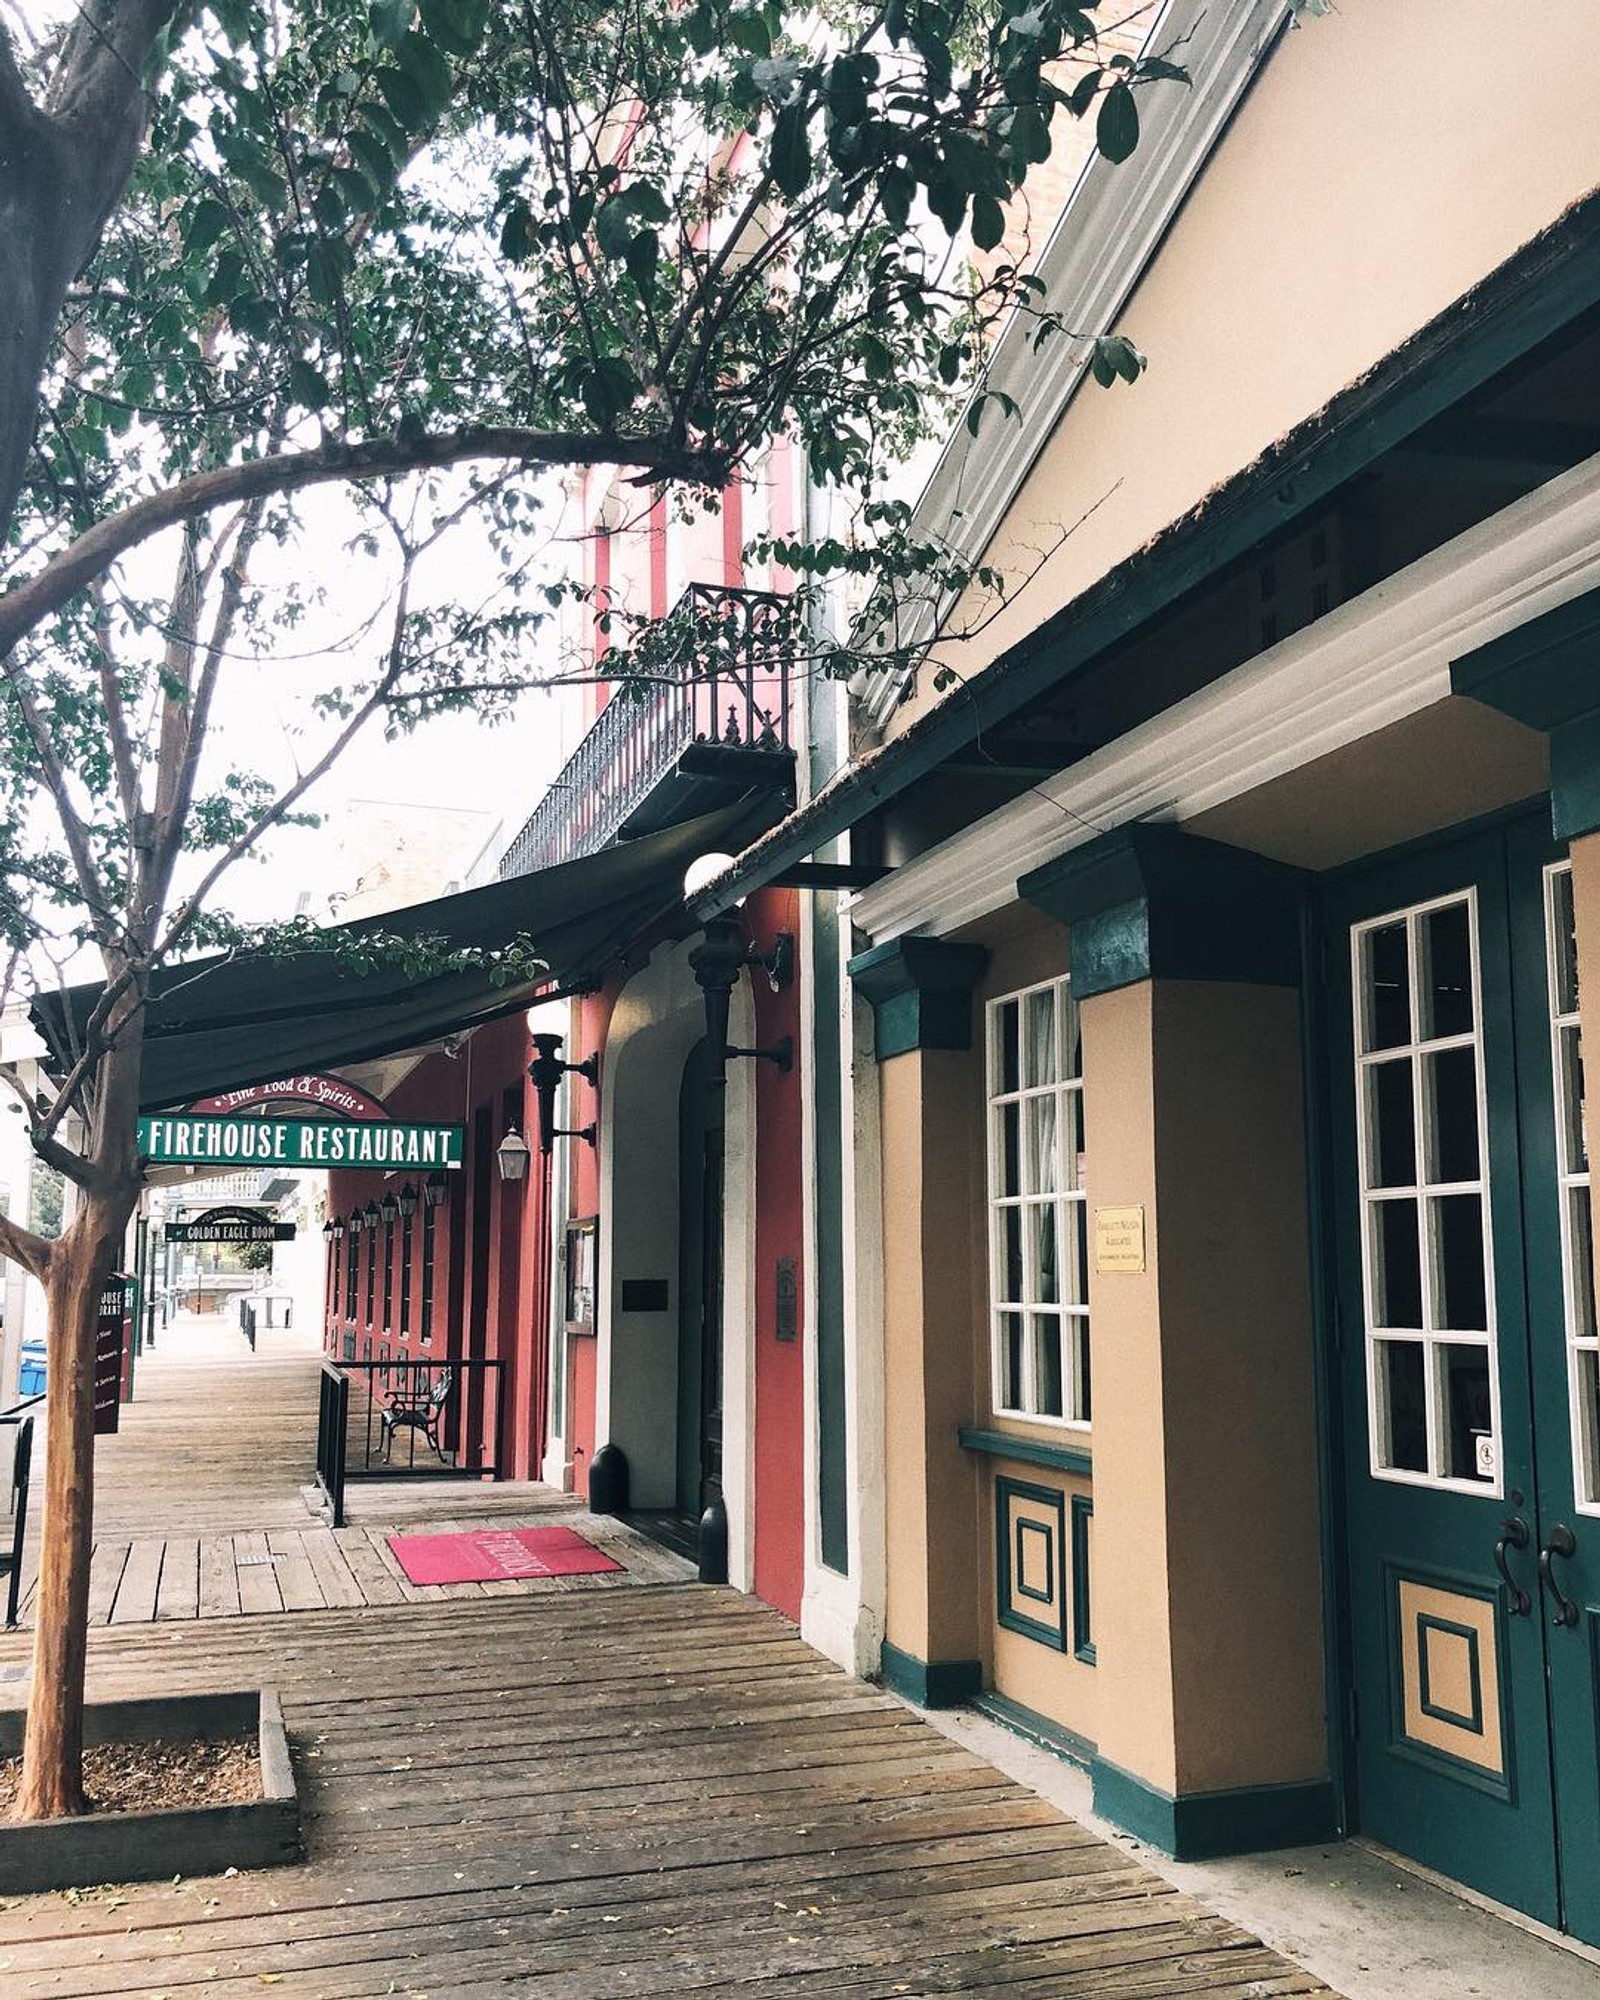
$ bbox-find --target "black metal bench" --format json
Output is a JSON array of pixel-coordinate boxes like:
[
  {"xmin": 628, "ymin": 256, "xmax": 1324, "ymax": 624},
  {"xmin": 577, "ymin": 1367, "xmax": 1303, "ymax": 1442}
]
[{"xmin": 379, "ymin": 1369, "xmax": 455, "ymax": 1463}]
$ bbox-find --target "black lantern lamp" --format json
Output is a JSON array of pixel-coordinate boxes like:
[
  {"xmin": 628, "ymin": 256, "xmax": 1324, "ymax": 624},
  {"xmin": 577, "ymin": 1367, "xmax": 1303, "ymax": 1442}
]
[
  {"xmin": 396, "ymin": 1182, "xmax": 418, "ymax": 1219},
  {"xmin": 688, "ymin": 911, "xmax": 794, "ymax": 1086},
  {"xmin": 497, "ymin": 1125, "xmax": 532, "ymax": 1181},
  {"xmin": 423, "ymin": 1171, "xmax": 449, "ymax": 1209},
  {"xmin": 363, "ymin": 1201, "xmax": 381, "ymax": 1230},
  {"xmin": 331, "ymin": 1217, "xmax": 345, "ymax": 1242},
  {"xmin": 527, "ymin": 1033, "xmax": 598, "ymax": 1155},
  {"xmin": 321, "ymin": 1218, "xmax": 336, "ymax": 1244},
  {"xmin": 379, "ymin": 1189, "xmax": 399, "ymax": 1225}
]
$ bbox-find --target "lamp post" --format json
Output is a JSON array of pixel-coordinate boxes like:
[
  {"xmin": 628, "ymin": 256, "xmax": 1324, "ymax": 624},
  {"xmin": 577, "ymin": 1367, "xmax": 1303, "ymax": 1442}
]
[{"xmin": 687, "ymin": 912, "xmax": 794, "ymax": 1089}]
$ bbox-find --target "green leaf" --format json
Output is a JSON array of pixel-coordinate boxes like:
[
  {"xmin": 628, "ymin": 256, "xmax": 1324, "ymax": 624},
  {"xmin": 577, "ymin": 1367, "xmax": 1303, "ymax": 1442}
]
[
  {"xmin": 288, "ymin": 358, "xmax": 332, "ymax": 409},
  {"xmin": 419, "ymin": 0, "xmax": 489, "ymax": 59},
  {"xmin": 768, "ymin": 103, "xmax": 812, "ymax": 198},
  {"xmin": 623, "ymin": 229, "xmax": 660, "ymax": 289},
  {"xmin": 374, "ymin": 64, "xmax": 426, "ymax": 127},
  {"xmin": 1096, "ymin": 81, "xmax": 1139, "ymax": 164},
  {"xmin": 397, "ymin": 32, "xmax": 454, "ymax": 120},
  {"xmin": 185, "ymin": 198, "xmax": 231, "ymax": 255},
  {"xmin": 970, "ymin": 193, "xmax": 1006, "ymax": 252},
  {"xmin": 499, "ymin": 199, "xmax": 533, "ymax": 261},
  {"xmin": 370, "ymin": 0, "xmax": 414, "ymax": 50},
  {"xmin": 1067, "ymin": 67, "xmax": 1101, "ymax": 118}
]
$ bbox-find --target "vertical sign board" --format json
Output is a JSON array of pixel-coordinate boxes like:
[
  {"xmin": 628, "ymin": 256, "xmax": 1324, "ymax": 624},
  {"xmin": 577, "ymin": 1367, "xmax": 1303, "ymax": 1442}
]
[{"xmin": 94, "ymin": 1276, "xmax": 131, "ymax": 1435}]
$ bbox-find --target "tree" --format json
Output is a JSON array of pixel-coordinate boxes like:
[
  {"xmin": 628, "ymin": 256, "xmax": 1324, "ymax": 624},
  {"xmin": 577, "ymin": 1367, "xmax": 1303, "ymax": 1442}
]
[{"xmin": 0, "ymin": 0, "xmax": 1178, "ymax": 1818}]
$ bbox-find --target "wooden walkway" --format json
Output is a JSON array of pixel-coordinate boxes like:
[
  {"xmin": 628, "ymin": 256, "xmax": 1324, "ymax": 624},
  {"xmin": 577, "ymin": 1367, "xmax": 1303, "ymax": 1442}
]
[
  {"xmin": 6, "ymin": 1316, "xmax": 691, "ymax": 1628},
  {"xmin": 0, "ymin": 1588, "xmax": 1340, "ymax": 1998}
]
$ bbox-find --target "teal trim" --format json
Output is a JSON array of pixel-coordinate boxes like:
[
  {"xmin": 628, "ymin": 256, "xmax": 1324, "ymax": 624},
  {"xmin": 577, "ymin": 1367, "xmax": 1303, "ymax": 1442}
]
[
  {"xmin": 995, "ymin": 1475, "xmax": 1067, "ymax": 1651},
  {"xmin": 847, "ymin": 936, "xmax": 988, "ymax": 1058},
  {"xmin": 973, "ymin": 1690, "xmax": 1095, "ymax": 1769},
  {"xmin": 697, "ymin": 193, "xmax": 1600, "ymax": 920},
  {"xmin": 1070, "ymin": 1494, "xmax": 1095, "ymax": 1667},
  {"xmin": 1020, "ymin": 825, "xmax": 1307, "ymax": 999},
  {"xmin": 959, "ymin": 1426, "xmax": 1093, "ymax": 1477},
  {"xmin": 1014, "ymin": 1520, "xmax": 1055, "ymax": 1605},
  {"xmin": 1090, "ymin": 1755, "xmax": 1338, "ymax": 1860},
  {"xmin": 879, "ymin": 1640, "xmax": 982, "ymax": 1709},
  {"xmin": 1451, "ymin": 586, "xmax": 1600, "ymax": 837},
  {"xmin": 1417, "ymin": 1615, "xmax": 1484, "ymax": 1736}
]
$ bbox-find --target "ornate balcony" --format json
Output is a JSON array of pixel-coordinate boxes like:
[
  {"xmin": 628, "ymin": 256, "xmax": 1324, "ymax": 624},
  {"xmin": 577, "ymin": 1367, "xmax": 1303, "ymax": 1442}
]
[{"xmin": 498, "ymin": 585, "xmax": 797, "ymax": 880}]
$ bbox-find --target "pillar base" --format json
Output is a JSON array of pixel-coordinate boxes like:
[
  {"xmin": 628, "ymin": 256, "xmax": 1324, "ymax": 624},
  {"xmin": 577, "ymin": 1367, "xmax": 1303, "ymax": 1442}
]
[
  {"xmin": 879, "ymin": 1640, "xmax": 982, "ymax": 1708},
  {"xmin": 1090, "ymin": 1755, "xmax": 1338, "ymax": 1860}
]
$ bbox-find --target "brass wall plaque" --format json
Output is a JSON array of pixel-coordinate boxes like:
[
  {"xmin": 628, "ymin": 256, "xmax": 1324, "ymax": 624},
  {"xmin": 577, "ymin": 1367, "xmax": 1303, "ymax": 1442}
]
[{"xmin": 1094, "ymin": 1205, "xmax": 1147, "ymax": 1275}]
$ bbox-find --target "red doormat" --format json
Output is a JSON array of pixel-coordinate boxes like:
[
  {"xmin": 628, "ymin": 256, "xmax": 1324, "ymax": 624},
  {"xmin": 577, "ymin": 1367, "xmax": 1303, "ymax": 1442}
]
[{"xmin": 386, "ymin": 1526, "xmax": 624, "ymax": 1586}]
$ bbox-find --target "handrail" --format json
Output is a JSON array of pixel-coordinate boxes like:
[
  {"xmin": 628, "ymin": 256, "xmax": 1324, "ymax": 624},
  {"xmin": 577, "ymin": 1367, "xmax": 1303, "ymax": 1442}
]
[
  {"xmin": 498, "ymin": 584, "xmax": 795, "ymax": 879},
  {"xmin": 322, "ymin": 1357, "xmax": 504, "ymax": 1485},
  {"xmin": 315, "ymin": 1359, "xmax": 349, "ymax": 1528}
]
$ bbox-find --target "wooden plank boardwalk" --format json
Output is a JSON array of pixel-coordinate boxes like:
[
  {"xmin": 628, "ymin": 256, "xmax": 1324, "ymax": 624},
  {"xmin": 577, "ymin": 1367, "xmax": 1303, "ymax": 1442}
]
[
  {"xmin": 0, "ymin": 1588, "xmax": 1341, "ymax": 1998},
  {"xmin": 6, "ymin": 1316, "xmax": 692, "ymax": 1628}
]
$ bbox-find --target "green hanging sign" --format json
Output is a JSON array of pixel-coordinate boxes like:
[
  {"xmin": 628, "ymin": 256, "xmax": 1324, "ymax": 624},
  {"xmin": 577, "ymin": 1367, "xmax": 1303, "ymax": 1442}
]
[{"xmin": 137, "ymin": 1116, "xmax": 465, "ymax": 1170}]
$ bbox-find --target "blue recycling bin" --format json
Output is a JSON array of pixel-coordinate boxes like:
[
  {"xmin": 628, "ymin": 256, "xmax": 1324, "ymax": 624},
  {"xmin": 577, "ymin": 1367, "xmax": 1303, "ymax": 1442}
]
[{"xmin": 18, "ymin": 1341, "xmax": 46, "ymax": 1399}]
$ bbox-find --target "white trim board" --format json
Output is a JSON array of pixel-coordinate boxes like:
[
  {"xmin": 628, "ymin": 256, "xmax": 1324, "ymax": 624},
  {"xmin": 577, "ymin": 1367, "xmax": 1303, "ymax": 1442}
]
[
  {"xmin": 856, "ymin": 0, "xmax": 1291, "ymax": 731},
  {"xmin": 850, "ymin": 453, "xmax": 1600, "ymax": 945}
]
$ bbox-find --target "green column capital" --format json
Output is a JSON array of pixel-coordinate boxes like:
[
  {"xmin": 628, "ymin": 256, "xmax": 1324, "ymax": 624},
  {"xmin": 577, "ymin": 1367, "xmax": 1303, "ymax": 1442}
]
[
  {"xmin": 847, "ymin": 935, "xmax": 989, "ymax": 1059},
  {"xmin": 1451, "ymin": 585, "xmax": 1600, "ymax": 840},
  {"xmin": 1019, "ymin": 823, "xmax": 1306, "ymax": 1000}
]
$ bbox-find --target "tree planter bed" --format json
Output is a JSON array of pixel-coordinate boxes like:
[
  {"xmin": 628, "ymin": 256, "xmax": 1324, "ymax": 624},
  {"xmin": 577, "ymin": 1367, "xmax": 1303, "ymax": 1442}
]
[{"xmin": 0, "ymin": 1691, "xmax": 299, "ymax": 1892}]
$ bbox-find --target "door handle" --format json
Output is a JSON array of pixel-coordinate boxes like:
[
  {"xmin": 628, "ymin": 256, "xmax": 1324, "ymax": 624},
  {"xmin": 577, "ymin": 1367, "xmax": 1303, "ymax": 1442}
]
[
  {"xmin": 1494, "ymin": 1516, "xmax": 1532, "ymax": 1617},
  {"xmin": 1538, "ymin": 1523, "xmax": 1582, "ymax": 1630}
]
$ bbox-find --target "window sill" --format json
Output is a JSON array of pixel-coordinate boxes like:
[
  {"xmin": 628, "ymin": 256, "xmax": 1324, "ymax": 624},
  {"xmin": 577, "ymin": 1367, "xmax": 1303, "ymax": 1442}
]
[{"xmin": 958, "ymin": 1426, "xmax": 1093, "ymax": 1478}]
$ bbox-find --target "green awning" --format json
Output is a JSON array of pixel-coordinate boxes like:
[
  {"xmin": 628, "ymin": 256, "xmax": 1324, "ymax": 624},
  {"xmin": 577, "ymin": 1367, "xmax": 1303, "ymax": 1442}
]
[{"xmin": 33, "ymin": 806, "xmax": 752, "ymax": 1113}]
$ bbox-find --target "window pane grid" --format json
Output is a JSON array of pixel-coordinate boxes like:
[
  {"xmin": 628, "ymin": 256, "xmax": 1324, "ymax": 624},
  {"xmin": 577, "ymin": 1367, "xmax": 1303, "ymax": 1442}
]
[
  {"xmin": 1352, "ymin": 891, "xmax": 1500, "ymax": 1492},
  {"xmin": 1546, "ymin": 862, "xmax": 1600, "ymax": 1511},
  {"xmin": 988, "ymin": 977, "xmax": 1089, "ymax": 1429}
]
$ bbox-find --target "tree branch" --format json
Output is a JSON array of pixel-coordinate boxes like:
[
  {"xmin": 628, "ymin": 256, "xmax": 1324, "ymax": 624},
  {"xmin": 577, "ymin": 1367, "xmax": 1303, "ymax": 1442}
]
[
  {"xmin": 0, "ymin": 1207, "xmax": 51, "ymax": 1283},
  {"xmin": 0, "ymin": 424, "xmax": 729, "ymax": 659}
]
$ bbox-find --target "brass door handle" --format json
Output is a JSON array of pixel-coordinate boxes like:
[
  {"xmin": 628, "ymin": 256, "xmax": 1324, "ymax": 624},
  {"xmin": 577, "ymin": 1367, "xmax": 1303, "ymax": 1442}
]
[
  {"xmin": 1494, "ymin": 1516, "xmax": 1532, "ymax": 1617},
  {"xmin": 1539, "ymin": 1523, "xmax": 1581, "ymax": 1630}
]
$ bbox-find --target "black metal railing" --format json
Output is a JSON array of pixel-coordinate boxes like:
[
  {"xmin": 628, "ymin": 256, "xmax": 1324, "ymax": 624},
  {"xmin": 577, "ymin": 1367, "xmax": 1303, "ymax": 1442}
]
[
  {"xmin": 1, "ymin": 1397, "xmax": 42, "ymax": 1628},
  {"xmin": 241, "ymin": 1302, "xmax": 258, "ymax": 1352},
  {"xmin": 499, "ymin": 584, "xmax": 795, "ymax": 879},
  {"xmin": 315, "ymin": 1361, "xmax": 348, "ymax": 1526},
  {"xmin": 315, "ymin": 1358, "xmax": 504, "ymax": 1526}
]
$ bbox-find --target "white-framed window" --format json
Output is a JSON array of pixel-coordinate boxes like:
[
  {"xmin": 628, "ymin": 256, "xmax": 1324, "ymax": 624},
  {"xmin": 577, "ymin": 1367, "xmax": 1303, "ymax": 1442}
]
[
  {"xmin": 986, "ymin": 976, "xmax": 1090, "ymax": 1427},
  {"xmin": 1544, "ymin": 862, "xmax": 1600, "ymax": 1513},
  {"xmin": 1351, "ymin": 890, "xmax": 1501, "ymax": 1493}
]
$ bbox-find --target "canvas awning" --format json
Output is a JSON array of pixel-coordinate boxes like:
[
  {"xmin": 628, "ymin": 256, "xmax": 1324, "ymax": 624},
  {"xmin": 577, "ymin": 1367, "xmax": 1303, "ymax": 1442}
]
[{"xmin": 32, "ymin": 805, "xmax": 753, "ymax": 1113}]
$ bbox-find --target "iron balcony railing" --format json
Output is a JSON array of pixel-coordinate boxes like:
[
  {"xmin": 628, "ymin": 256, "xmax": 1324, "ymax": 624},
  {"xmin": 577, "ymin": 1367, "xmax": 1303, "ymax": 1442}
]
[{"xmin": 499, "ymin": 584, "xmax": 795, "ymax": 880}]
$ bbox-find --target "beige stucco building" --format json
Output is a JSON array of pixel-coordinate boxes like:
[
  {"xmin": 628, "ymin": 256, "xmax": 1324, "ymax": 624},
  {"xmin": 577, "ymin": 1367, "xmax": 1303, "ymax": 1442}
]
[{"xmin": 704, "ymin": 0, "xmax": 1600, "ymax": 1946}]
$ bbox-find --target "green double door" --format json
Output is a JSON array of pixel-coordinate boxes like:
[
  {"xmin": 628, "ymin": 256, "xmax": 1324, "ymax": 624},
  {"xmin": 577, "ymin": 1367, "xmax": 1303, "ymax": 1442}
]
[{"xmin": 1327, "ymin": 810, "xmax": 1600, "ymax": 1942}]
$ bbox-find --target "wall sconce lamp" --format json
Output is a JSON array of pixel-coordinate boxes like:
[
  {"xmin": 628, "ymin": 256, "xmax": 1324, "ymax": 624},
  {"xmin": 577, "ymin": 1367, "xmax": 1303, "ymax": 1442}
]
[
  {"xmin": 362, "ymin": 1201, "xmax": 380, "ymax": 1230},
  {"xmin": 379, "ymin": 1190, "xmax": 399, "ymax": 1225},
  {"xmin": 321, "ymin": 1219, "xmax": 336, "ymax": 1244},
  {"xmin": 527, "ymin": 1033, "xmax": 598, "ymax": 1155},
  {"xmin": 497, "ymin": 1125, "xmax": 532, "ymax": 1182},
  {"xmin": 688, "ymin": 911, "xmax": 795, "ymax": 1085},
  {"xmin": 423, "ymin": 1171, "xmax": 449, "ymax": 1210},
  {"xmin": 396, "ymin": 1182, "xmax": 418, "ymax": 1219}
]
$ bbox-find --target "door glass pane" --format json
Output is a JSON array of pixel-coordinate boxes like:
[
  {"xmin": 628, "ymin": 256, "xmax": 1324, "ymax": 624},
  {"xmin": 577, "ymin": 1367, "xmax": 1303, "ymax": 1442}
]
[
  {"xmin": 1430, "ymin": 1192, "xmax": 1488, "ymax": 1333},
  {"xmin": 1068, "ymin": 1200, "xmax": 1089, "ymax": 1307},
  {"xmin": 1438, "ymin": 1342, "xmax": 1495, "ymax": 1483},
  {"xmin": 1370, "ymin": 1059, "xmax": 1417, "ymax": 1188},
  {"xmin": 1419, "ymin": 900, "xmax": 1474, "ymax": 1041},
  {"xmin": 1073, "ymin": 1316, "xmax": 1092, "ymax": 1424},
  {"xmin": 1424, "ymin": 1045, "xmax": 1480, "ymax": 1185},
  {"xmin": 1377, "ymin": 1338, "xmax": 1428, "ymax": 1473},
  {"xmin": 1373, "ymin": 1199, "xmax": 1423, "ymax": 1328},
  {"xmin": 1551, "ymin": 863, "xmax": 1579, "ymax": 1016},
  {"xmin": 1557, "ymin": 1024, "xmax": 1587, "ymax": 1176},
  {"xmin": 1570, "ymin": 1187, "xmax": 1597, "ymax": 1341},
  {"xmin": 1363, "ymin": 923, "xmax": 1411, "ymax": 1051},
  {"xmin": 1574, "ymin": 1348, "xmax": 1600, "ymax": 1506}
]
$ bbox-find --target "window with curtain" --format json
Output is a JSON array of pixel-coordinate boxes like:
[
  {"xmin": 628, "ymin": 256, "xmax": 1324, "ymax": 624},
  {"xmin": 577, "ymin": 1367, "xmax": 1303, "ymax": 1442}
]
[{"xmin": 986, "ymin": 976, "xmax": 1090, "ymax": 1426}]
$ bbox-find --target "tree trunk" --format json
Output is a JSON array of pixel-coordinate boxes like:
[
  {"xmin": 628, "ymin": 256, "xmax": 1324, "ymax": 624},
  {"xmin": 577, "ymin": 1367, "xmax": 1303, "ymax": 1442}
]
[{"xmin": 11, "ymin": 1198, "xmax": 126, "ymax": 1818}]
